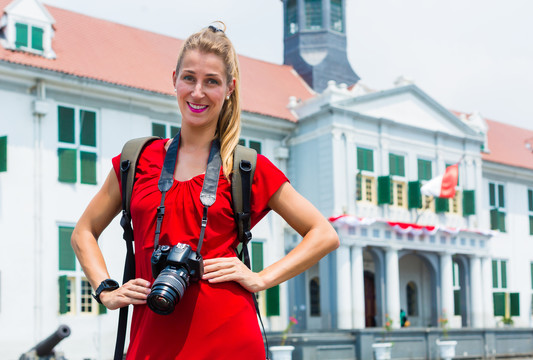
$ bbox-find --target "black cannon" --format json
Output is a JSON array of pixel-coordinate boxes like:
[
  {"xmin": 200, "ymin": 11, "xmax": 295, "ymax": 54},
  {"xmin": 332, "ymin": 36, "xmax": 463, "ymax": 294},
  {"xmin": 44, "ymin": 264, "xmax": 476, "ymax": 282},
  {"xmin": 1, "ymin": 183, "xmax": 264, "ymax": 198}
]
[{"xmin": 19, "ymin": 325, "xmax": 71, "ymax": 360}]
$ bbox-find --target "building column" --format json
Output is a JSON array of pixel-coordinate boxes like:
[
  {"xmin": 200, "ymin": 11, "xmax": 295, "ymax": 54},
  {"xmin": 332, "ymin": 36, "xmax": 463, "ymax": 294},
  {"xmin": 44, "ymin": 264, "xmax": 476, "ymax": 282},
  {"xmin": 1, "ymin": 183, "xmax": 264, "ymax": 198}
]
[
  {"xmin": 440, "ymin": 252, "xmax": 455, "ymax": 325},
  {"xmin": 385, "ymin": 246, "xmax": 401, "ymax": 328},
  {"xmin": 470, "ymin": 256, "xmax": 484, "ymax": 328},
  {"xmin": 351, "ymin": 245, "xmax": 365, "ymax": 328},
  {"xmin": 481, "ymin": 257, "xmax": 494, "ymax": 327},
  {"xmin": 337, "ymin": 245, "xmax": 353, "ymax": 329}
]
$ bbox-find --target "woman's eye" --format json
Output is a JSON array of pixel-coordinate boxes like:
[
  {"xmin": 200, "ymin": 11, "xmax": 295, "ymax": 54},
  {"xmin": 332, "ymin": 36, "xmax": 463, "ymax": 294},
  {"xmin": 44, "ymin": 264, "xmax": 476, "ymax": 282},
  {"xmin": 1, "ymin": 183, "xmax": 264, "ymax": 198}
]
[
  {"xmin": 207, "ymin": 78, "xmax": 220, "ymax": 85},
  {"xmin": 183, "ymin": 75, "xmax": 194, "ymax": 82}
]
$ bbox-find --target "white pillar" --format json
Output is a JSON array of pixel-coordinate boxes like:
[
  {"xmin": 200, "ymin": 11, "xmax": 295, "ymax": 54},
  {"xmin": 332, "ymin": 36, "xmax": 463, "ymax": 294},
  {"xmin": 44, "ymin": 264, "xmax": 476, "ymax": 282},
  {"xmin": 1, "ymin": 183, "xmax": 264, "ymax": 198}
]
[
  {"xmin": 351, "ymin": 245, "xmax": 365, "ymax": 328},
  {"xmin": 337, "ymin": 245, "xmax": 353, "ymax": 329},
  {"xmin": 440, "ymin": 252, "xmax": 455, "ymax": 326},
  {"xmin": 470, "ymin": 256, "xmax": 484, "ymax": 328},
  {"xmin": 481, "ymin": 257, "xmax": 494, "ymax": 327},
  {"xmin": 385, "ymin": 247, "xmax": 401, "ymax": 328}
]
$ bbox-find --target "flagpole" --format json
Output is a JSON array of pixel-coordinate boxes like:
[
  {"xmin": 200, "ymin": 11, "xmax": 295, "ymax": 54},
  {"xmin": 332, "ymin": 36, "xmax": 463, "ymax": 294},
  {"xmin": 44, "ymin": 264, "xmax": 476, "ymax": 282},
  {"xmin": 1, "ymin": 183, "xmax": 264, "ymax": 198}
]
[{"xmin": 415, "ymin": 196, "xmax": 434, "ymax": 224}]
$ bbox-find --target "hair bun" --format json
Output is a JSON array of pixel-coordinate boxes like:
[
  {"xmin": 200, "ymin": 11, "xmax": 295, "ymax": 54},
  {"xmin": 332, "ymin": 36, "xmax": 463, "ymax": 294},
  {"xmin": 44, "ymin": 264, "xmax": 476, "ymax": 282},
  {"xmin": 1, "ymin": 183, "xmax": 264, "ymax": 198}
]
[{"xmin": 208, "ymin": 21, "xmax": 226, "ymax": 33}]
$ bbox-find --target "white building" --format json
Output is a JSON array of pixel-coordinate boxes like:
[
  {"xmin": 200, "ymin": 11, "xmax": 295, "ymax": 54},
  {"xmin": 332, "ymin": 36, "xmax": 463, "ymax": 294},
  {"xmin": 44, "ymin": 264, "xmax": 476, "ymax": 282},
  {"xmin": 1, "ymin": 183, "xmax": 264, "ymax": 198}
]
[{"xmin": 1, "ymin": 0, "xmax": 533, "ymax": 359}]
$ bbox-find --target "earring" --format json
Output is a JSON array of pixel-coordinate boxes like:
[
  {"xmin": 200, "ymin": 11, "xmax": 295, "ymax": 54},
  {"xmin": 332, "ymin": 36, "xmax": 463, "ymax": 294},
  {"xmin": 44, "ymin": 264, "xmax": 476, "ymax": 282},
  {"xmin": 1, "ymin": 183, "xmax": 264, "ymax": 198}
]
[
  {"xmin": 174, "ymin": 88, "xmax": 177, "ymax": 93},
  {"xmin": 226, "ymin": 95, "xmax": 230, "ymax": 100}
]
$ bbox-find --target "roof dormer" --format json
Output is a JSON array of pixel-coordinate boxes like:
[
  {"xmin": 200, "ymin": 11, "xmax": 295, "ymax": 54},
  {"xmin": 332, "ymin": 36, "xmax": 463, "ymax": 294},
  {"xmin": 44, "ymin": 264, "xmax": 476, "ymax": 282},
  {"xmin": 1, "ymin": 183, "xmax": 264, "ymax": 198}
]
[{"xmin": 1, "ymin": 0, "xmax": 55, "ymax": 58}]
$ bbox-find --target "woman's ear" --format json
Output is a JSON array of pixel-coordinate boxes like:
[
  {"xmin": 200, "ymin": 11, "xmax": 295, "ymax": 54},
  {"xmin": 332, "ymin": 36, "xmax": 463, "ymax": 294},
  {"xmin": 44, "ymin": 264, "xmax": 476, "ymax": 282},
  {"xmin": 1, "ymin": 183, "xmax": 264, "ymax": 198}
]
[
  {"xmin": 227, "ymin": 77, "xmax": 236, "ymax": 97},
  {"xmin": 172, "ymin": 70, "xmax": 177, "ymax": 88}
]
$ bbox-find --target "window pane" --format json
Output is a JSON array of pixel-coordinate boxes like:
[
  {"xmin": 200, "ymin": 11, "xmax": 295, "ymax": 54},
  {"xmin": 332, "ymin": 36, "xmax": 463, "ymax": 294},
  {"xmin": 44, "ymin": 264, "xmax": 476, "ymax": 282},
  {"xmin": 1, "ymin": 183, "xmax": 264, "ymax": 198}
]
[
  {"xmin": 286, "ymin": 0, "xmax": 298, "ymax": 35},
  {"xmin": 15, "ymin": 23, "xmax": 28, "ymax": 47},
  {"xmin": 249, "ymin": 140, "xmax": 262, "ymax": 155},
  {"xmin": 152, "ymin": 123, "xmax": 166, "ymax": 138},
  {"xmin": 498, "ymin": 184, "xmax": 505, "ymax": 208},
  {"xmin": 58, "ymin": 148, "xmax": 77, "ymax": 183},
  {"xmin": 170, "ymin": 126, "xmax": 180, "ymax": 138},
  {"xmin": 59, "ymin": 226, "xmax": 75, "ymax": 271},
  {"xmin": 80, "ymin": 151, "xmax": 97, "ymax": 185},
  {"xmin": 58, "ymin": 106, "xmax": 75, "ymax": 143},
  {"xmin": 266, "ymin": 285, "xmax": 280, "ymax": 316},
  {"xmin": 305, "ymin": 0, "xmax": 323, "ymax": 30},
  {"xmin": 0, "ymin": 136, "xmax": 6, "ymax": 172},
  {"xmin": 80, "ymin": 110, "xmax": 96, "ymax": 147},
  {"xmin": 80, "ymin": 279, "xmax": 94, "ymax": 313},
  {"xmin": 330, "ymin": 0, "xmax": 343, "ymax": 32},
  {"xmin": 251, "ymin": 242, "xmax": 263, "ymax": 273},
  {"xmin": 31, "ymin": 26, "xmax": 43, "ymax": 51}
]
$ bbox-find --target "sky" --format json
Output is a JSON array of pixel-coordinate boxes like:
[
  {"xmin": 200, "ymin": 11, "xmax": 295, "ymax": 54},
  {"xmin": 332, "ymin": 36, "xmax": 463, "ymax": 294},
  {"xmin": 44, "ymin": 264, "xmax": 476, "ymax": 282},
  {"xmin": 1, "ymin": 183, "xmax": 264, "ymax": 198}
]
[{"xmin": 42, "ymin": 0, "xmax": 533, "ymax": 130}]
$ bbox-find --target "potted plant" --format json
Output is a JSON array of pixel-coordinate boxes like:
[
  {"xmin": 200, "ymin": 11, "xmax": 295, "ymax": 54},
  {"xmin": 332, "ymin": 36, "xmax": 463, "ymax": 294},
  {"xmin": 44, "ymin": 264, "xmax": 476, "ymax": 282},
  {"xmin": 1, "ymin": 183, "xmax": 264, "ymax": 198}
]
[
  {"xmin": 270, "ymin": 316, "xmax": 298, "ymax": 360},
  {"xmin": 372, "ymin": 314, "xmax": 393, "ymax": 360},
  {"xmin": 500, "ymin": 316, "xmax": 514, "ymax": 327},
  {"xmin": 436, "ymin": 310, "xmax": 457, "ymax": 360}
]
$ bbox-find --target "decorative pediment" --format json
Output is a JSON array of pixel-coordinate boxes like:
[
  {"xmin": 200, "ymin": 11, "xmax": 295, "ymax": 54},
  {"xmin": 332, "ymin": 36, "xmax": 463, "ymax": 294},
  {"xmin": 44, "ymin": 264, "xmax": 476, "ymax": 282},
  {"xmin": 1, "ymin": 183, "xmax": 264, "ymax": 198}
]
[
  {"xmin": 334, "ymin": 84, "xmax": 479, "ymax": 138},
  {"xmin": 1, "ymin": 0, "xmax": 55, "ymax": 58}
]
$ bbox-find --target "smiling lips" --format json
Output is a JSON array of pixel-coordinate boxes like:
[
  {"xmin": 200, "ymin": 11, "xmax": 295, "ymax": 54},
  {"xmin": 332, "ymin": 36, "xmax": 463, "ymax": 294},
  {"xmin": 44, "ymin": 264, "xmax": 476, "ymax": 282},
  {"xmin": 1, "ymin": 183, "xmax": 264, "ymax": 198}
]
[{"xmin": 188, "ymin": 102, "xmax": 208, "ymax": 113}]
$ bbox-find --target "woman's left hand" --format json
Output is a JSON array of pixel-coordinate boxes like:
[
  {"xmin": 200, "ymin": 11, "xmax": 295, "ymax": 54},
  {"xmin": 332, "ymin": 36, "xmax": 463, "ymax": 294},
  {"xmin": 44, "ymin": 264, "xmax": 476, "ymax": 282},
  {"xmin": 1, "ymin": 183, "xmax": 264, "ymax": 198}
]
[{"xmin": 202, "ymin": 257, "xmax": 266, "ymax": 293}]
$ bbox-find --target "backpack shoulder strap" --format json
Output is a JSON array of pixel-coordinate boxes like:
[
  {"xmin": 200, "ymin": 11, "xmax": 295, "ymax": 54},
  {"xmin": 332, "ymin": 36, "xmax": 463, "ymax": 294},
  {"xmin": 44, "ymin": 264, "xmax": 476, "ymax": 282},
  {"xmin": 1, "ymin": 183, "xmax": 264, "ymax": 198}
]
[
  {"xmin": 231, "ymin": 145, "xmax": 257, "ymax": 267},
  {"xmin": 119, "ymin": 136, "xmax": 160, "ymax": 217}
]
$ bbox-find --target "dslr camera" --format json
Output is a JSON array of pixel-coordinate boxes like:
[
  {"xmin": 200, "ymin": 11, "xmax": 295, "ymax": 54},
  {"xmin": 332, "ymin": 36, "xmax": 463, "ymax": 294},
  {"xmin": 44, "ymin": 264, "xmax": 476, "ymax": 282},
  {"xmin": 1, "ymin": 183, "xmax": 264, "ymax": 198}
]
[{"xmin": 147, "ymin": 243, "xmax": 203, "ymax": 315}]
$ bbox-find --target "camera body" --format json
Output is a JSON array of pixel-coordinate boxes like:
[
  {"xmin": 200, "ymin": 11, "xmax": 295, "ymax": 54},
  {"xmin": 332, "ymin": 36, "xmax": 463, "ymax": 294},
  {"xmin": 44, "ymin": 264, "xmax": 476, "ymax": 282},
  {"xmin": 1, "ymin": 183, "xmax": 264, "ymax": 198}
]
[{"xmin": 147, "ymin": 243, "xmax": 203, "ymax": 315}]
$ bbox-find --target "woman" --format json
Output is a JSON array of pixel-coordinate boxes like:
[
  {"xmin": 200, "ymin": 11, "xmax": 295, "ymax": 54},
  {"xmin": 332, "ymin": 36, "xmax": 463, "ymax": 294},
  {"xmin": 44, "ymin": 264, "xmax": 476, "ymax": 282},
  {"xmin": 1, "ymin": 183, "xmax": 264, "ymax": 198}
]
[{"xmin": 71, "ymin": 23, "xmax": 339, "ymax": 359}]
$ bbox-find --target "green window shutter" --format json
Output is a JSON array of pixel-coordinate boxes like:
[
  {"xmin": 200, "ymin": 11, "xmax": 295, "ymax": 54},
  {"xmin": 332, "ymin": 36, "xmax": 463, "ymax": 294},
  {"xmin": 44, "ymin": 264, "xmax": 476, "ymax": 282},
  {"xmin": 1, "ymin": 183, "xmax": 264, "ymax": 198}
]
[
  {"xmin": 529, "ymin": 216, "xmax": 533, "ymax": 236},
  {"xmin": 498, "ymin": 184, "xmax": 505, "ymax": 208},
  {"xmin": 0, "ymin": 136, "xmax": 7, "ymax": 172},
  {"xmin": 170, "ymin": 126, "xmax": 180, "ymax": 138},
  {"xmin": 80, "ymin": 151, "xmax": 97, "ymax": 185},
  {"xmin": 493, "ymin": 292, "xmax": 505, "ymax": 316},
  {"xmin": 58, "ymin": 106, "xmax": 75, "ymax": 143},
  {"xmin": 490, "ymin": 209, "xmax": 499, "ymax": 230},
  {"xmin": 251, "ymin": 242, "xmax": 264, "ymax": 273},
  {"xmin": 528, "ymin": 190, "xmax": 533, "ymax": 212},
  {"xmin": 501, "ymin": 261, "xmax": 507, "ymax": 288},
  {"xmin": 249, "ymin": 141, "xmax": 262, "ymax": 155},
  {"xmin": 58, "ymin": 275, "xmax": 68, "ymax": 314},
  {"xmin": 357, "ymin": 148, "xmax": 373, "ymax": 171},
  {"xmin": 417, "ymin": 159, "xmax": 432, "ymax": 181},
  {"xmin": 498, "ymin": 211, "xmax": 506, "ymax": 233},
  {"xmin": 98, "ymin": 303, "xmax": 107, "ymax": 315},
  {"xmin": 492, "ymin": 260, "xmax": 498, "ymax": 288},
  {"xmin": 58, "ymin": 148, "xmax": 77, "ymax": 183},
  {"xmin": 266, "ymin": 285, "xmax": 280, "ymax": 316},
  {"xmin": 152, "ymin": 123, "xmax": 166, "ymax": 138},
  {"xmin": 15, "ymin": 23, "xmax": 28, "ymax": 47},
  {"xmin": 408, "ymin": 181, "xmax": 422, "ymax": 209},
  {"xmin": 59, "ymin": 226, "xmax": 75, "ymax": 270},
  {"xmin": 356, "ymin": 173, "xmax": 362, "ymax": 201},
  {"xmin": 462, "ymin": 190, "xmax": 476, "ymax": 216},
  {"xmin": 489, "ymin": 183, "xmax": 496, "ymax": 207},
  {"xmin": 510, "ymin": 293, "xmax": 520, "ymax": 316},
  {"xmin": 531, "ymin": 263, "xmax": 533, "ymax": 290},
  {"xmin": 453, "ymin": 289, "xmax": 461, "ymax": 316},
  {"xmin": 31, "ymin": 26, "xmax": 43, "ymax": 51},
  {"xmin": 435, "ymin": 197, "xmax": 449, "ymax": 213},
  {"xmin": 80, "ymin": 110, "xmax": 96, "ymax": 147},
  {"xmin": 389, "ymin": 154, "xmax": 405, "ymax": 177},
  {"xmin": 377, "ymin": 176, "xmax": 391, "ymax": 205}
]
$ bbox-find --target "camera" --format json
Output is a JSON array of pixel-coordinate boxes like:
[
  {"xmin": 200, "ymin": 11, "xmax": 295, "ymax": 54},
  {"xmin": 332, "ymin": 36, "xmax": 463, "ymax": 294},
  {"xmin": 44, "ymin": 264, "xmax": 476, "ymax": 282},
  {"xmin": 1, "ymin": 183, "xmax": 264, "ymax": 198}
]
[{"xmin": 147, "ymin": 243, "xmax": 203, "ymax": 315}]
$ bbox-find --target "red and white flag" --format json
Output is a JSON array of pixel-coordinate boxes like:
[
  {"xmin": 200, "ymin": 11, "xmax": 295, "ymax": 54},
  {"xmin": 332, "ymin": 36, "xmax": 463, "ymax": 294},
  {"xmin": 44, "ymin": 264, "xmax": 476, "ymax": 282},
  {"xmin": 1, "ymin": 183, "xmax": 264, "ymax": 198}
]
[{"xmin": 421, "ymin": 164, "xmax": 459, "ymax": 198}]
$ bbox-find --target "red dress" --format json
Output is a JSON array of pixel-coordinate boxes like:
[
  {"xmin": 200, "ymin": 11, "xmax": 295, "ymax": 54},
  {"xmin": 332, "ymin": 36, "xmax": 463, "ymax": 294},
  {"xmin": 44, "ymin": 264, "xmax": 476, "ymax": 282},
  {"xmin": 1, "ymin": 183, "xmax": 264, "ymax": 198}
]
[{"xmin": 111, "ymin": 139, "xmax": 288, "ymax": 359}]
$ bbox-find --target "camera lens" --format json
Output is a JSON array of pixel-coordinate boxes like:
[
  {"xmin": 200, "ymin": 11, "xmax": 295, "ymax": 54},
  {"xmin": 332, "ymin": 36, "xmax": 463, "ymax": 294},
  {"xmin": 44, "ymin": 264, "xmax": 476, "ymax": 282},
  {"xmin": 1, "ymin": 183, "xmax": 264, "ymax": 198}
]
[{"xmin": 147, "ymin": 267, "xmax": 189, "ymax": 315}]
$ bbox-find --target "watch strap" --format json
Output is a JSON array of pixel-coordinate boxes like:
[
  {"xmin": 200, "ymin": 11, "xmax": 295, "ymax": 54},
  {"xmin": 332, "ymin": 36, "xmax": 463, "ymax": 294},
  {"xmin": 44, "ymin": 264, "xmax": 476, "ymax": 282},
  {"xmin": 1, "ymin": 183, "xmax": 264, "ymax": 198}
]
[{"xmin": 93, "ymin": 279, "xmax": 119, "ymax": 304}]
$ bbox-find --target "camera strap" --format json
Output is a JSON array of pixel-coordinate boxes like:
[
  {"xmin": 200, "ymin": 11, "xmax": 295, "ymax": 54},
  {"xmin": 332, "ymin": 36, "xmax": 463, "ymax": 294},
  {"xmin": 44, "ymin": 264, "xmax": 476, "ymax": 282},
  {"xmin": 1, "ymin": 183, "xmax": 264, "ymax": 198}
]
[{"xmin": 155, "ymin": 130, "xmax": 221, "ymax": 255}]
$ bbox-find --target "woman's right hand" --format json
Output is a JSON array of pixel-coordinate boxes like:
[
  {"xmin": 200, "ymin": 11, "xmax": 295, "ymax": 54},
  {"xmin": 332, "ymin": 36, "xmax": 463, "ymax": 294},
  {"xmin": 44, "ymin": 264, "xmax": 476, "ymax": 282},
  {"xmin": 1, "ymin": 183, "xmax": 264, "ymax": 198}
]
[{"xmin": 99, "ymin": 278, "xmax": 152, "ymax": 310}]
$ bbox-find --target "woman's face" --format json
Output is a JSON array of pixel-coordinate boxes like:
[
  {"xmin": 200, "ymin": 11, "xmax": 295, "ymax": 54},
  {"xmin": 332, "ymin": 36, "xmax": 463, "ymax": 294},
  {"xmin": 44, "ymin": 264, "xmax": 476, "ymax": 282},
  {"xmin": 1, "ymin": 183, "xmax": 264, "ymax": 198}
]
[{"xmin": 173, "ymin": 49, "xmax": 235, "ymax": 132}]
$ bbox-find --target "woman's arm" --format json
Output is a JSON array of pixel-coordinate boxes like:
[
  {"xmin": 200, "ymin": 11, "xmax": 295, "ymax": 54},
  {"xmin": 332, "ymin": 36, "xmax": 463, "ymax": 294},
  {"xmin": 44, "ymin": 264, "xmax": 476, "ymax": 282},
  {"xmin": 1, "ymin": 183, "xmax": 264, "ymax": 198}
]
[
  {"xmin": 71, "ymin": 169, "xmax": 150, "ymax": 310},
  {"xmin": 202, "ymin": 182, "xmax": 339, "ymax": 292}
]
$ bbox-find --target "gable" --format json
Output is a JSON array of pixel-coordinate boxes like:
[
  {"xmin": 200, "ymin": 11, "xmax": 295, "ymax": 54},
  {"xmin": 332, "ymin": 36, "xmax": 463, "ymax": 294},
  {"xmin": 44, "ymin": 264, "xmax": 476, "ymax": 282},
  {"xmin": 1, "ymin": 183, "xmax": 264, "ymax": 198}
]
[
  {"xmin": 5, "ymin": 0, "xmax": 54, "ymax": 23},
  {"xmin": 335, "ymin": 85, "xmax": 478, "ymax": 138}
]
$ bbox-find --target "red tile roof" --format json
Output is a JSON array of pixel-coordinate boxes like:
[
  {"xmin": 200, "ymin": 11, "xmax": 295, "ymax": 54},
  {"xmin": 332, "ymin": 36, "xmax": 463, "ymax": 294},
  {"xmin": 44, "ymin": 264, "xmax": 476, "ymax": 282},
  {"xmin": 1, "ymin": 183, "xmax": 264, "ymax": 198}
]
[
  {"xmin": 0, "ymin": 1, "xmax": 313, "ymax": 121},
  {"xmin": 483, "ymin": 119, "xmax": 533, "ymax": 171}
]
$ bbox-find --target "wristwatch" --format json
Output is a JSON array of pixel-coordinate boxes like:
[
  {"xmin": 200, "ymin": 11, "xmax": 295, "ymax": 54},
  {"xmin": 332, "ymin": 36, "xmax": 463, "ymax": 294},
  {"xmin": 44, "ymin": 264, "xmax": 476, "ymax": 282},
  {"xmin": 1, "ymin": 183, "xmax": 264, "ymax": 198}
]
[{"xmin": 93, "ymin": 279, "xmax": 120, "ymax": 304}]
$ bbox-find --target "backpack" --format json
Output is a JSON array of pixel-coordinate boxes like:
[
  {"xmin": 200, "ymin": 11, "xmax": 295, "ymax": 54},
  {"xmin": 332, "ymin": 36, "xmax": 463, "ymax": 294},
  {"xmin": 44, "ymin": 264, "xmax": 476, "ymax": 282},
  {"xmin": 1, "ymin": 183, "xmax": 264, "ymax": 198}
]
[{"xmin": 113, "ymin": 136, "xmax": 257, "ymax": 360}]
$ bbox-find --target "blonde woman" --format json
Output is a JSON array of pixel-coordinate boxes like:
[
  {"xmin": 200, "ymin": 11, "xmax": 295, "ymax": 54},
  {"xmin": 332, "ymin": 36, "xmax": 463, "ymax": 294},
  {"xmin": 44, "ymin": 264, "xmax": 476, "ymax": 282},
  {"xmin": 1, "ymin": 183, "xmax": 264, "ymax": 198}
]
[{"xmin": 71, "ymin": 23, "xmax": 338, "ymax": 359}]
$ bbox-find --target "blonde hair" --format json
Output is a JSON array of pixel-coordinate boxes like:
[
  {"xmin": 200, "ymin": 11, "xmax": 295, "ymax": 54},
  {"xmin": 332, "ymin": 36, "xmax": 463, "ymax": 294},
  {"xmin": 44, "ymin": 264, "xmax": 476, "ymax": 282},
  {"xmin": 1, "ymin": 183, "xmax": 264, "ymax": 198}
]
[{"xmin": 175, "ymin": 22, "xmax": 241, "ymax": 180}]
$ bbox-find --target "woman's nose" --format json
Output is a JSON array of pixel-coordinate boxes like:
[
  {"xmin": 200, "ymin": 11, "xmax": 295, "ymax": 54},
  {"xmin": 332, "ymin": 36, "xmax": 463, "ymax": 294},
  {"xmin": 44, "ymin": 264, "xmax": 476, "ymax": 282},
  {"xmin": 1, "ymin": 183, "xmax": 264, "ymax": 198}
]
[{"xmin": 191, "ymin": 83, "xmax": 204, "ymax": 98}]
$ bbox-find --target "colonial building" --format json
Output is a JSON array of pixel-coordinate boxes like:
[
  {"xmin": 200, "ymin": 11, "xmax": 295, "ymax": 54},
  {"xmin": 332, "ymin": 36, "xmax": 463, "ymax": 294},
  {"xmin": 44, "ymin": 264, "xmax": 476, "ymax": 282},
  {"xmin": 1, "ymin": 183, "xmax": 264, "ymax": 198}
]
[{"xmin": 1, "ymin": 0, "xmax": 532, "ymax": 359}]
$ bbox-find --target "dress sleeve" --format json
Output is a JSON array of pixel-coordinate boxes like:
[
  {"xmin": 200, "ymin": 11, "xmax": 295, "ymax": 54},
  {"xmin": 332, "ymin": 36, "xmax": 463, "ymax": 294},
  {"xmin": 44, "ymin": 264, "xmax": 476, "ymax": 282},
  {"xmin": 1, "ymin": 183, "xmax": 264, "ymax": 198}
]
[
  {"xmin": 111, "ymin": 154, "xmax": 123, "ymax": 195},
  {"xmin": 250, "ymin": 154, "xmax": 289, "ymax": 227}
]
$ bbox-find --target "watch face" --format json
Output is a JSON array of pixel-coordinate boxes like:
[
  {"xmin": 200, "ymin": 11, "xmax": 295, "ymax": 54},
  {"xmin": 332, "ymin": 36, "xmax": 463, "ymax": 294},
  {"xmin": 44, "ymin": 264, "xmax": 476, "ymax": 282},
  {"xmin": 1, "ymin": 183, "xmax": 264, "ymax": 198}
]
[{"xmin": 103, "ymin": 279, "xmax": 119, "ymax": 290}]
